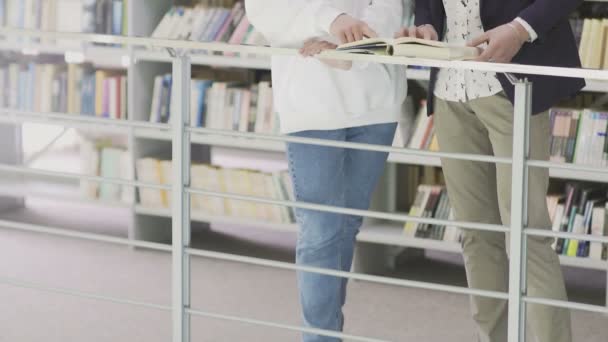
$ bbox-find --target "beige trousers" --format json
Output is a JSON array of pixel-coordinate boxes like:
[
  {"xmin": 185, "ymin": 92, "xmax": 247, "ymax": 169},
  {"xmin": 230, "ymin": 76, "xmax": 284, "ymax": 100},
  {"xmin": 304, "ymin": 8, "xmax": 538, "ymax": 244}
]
[{"xmin": 434, "ymin": 93, "xmax": 572, "ymax": 342}]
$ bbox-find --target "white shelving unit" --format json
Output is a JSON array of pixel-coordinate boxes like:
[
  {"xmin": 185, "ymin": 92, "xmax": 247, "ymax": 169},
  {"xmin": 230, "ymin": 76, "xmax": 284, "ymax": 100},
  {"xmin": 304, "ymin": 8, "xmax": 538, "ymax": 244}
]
[{"xmin": 0, "ymin": 1, "xmax": 607, "ymax": 285}]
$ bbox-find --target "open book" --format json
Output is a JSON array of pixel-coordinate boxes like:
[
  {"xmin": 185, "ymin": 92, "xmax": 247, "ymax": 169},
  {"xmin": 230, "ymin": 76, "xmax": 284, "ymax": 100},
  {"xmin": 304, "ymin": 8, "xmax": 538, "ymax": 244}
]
[{"xmin": 335, "ymin": 37, "xmax": 480, "ymax": 61}]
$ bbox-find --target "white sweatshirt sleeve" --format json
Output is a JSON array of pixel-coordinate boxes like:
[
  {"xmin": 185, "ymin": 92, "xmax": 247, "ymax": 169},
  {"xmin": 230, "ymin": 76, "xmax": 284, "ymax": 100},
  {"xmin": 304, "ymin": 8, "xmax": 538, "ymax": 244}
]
[
  {"xmin": 245, "ymin": 0, "xmax": 344, "ymax": 48},
  {"xmin": 361, "ymin": 0, "xmax": 404, "ymax": 38}
]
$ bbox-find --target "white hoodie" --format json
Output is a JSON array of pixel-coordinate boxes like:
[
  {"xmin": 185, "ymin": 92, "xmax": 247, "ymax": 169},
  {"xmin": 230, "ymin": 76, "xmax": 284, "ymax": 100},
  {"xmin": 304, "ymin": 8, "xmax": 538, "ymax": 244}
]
[{"xmin": 245, "ymin": 0, "xmax": 407, "ymax": 134}]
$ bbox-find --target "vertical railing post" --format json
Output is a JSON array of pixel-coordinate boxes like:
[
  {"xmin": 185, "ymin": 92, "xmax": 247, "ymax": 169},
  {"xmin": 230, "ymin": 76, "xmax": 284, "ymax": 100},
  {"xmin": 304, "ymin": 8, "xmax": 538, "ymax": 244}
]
[
  {"xmin": 171, "ymin": 53, "xmax": 192, "ymax": 342},
  {"xmin": 508, "ymin": 80, "xmax": 532, "ymax": 342}
]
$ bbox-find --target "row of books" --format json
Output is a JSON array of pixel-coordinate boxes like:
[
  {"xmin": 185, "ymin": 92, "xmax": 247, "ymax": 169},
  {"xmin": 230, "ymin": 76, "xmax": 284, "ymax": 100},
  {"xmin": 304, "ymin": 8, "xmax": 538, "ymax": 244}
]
[
  {"xmin": 0, "ymin": 0, "xmax": 127, "ymax": 37},
  {"xmin": 402, "ymin": 183, "xmax": 608, "ymax": 260},
  {"xmin": 391, "ymin": 99, "xmax": 439, "ymax": 150},
  {"xmin": 549, "ymin": 108, "xmax": 607, "ymax": 166},
  {"xmin": 149, "ymin": 76, "xmax": 277, "ymax": 133},
  {"xmin": 151, "ymin": 1, "xmax": 266, "ymax": 48},
  {"xmin": 0, "ymin": 62, "xmax": 127, "ymax": 119},
  {"xmin": 571, "ymin": 18, "xmax": 608, "ymax": 69},
  {"xmin": 135, "ymin": 159, "xmax": 295, "ymax": 224},
  {"xmin": 548, "ymin": 184, "xmax": 608, "ymax": 260},
  {"xmin": 80, "ymin": 138, "xmax": 133, "ymax": 203},
  {"xmin": 403, "ymin": 185, "xmax": 462, "ymax": 243},
  {"xmin": 403, "ymin": 104, "xmax": 608, "ymax": 167},
  {"xmin": 405, "ymin": 100, "xmax": 439, "ymax": 151}
]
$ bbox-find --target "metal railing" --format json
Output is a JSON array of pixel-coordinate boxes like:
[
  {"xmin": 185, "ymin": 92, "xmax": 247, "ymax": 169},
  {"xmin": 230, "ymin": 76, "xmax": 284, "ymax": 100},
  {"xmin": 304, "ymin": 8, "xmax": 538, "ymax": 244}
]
[{"xmin": 1, "ymin": 27, "xmax": 608, "ymax": 342}]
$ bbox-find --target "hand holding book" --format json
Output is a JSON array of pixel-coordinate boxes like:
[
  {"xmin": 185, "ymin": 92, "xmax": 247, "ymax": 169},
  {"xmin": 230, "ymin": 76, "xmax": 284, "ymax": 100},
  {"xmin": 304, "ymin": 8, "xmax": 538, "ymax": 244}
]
[
  {"xmin": 468, "ymin": 21, "xmax": 530, "ymax": 63},
  {"xmin": 391, "ymin": 22, "xmax": 530, "ymax": 63},
  {"xmin": 331, "ymin": 24, "xmax": 478, "ymax": 61}
]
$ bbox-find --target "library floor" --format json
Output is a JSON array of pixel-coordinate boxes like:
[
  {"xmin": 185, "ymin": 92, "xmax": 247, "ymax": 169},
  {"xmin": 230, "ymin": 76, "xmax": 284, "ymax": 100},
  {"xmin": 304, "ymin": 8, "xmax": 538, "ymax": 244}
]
[{"xmin": 0, "ymin": 199, "xmax": 606, "ymax": 342}]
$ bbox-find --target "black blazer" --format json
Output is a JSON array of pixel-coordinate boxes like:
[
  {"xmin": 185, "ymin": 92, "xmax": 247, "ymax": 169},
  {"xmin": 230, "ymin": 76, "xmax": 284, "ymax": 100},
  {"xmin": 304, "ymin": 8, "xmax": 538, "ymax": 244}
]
[{"xmin": 415, "ymin": 0, "xmax": 586, "ymax": 115}]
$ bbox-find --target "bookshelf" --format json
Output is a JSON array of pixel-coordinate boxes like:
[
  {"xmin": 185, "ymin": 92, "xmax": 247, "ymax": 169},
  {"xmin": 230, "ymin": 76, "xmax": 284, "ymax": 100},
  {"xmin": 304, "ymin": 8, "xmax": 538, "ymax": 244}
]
[{"xmin": 0, "ymin": 1, "xmax": 607, "ymax": 304}]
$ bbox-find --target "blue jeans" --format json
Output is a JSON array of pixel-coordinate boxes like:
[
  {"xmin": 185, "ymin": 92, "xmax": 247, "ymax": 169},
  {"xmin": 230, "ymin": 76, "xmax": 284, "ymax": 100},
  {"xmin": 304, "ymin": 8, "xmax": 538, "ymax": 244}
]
[{"xmin": 286, "ymin": 123, "xmax": 397, "ymax": 342}]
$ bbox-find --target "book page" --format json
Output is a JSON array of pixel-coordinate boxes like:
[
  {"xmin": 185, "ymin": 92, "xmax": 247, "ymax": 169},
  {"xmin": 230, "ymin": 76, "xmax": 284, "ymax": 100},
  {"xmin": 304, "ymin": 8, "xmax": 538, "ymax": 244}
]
[
  {"xmin": 392, "ymin": 42, "xmax": 480, "ymax": 60},
  {"xmin": 337, "ymin": 37, "xmax": 394, "ymax": 49}
]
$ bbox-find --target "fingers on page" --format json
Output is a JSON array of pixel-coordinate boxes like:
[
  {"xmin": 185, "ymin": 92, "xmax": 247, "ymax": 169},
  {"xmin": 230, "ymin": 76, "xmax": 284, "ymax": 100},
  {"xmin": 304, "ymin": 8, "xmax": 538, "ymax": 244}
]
[
  {"xmin": 362, "ymin": 25, "xmax": 377, "ymax": 38},
  {"xmin": 408, "ymin": 26, "xmax": 418, "ymax": 38},
  {"xmin": 353, "ymin": 25, "xmax": 363, "ymax": 41},
  {"xmin": 394, "ymin": 28, "xmax": 408, "ymax": 38},
  {"xmin": 423, "ymin": 29, "xmax": 432, "ymax": 40},
  {"xmin": 431, "ymin": 29, "xmax": 439, "ymax": 41}
]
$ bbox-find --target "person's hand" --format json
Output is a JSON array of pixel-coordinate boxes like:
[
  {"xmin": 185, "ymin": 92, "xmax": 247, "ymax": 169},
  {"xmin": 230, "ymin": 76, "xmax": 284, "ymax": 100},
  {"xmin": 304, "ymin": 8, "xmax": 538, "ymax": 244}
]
[
  {"xmin": 468, "ymin": 21, "xmax": 529, "ymax": 63},
  {"xmin": 300, "ymin": 38, "xmax": 338, "ymax": 56},
  {"xmin": 300, "ymin": 38, "xmax": 352, "ymax": 70},
  {"xmin": 394, "ymin": 25, "xmax": 438, "ymax": 41},
  {"xmin": 330, "ymin": 14, "xmax": 377, "ymax": 44}
]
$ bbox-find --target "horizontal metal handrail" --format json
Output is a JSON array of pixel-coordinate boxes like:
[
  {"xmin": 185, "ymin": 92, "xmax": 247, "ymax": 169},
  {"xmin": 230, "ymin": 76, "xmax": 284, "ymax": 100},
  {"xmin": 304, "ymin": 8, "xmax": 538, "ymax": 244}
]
[
  {"xmin": 187, "ymin": 308, "xmax": 387, "ymax": 342},
  {"xmin": 186, "ymin": 185, "xmax": 608, "ymax": 244},
  {"xmin": 0, "ymin": 163, "xmax": 171, "ymax": 190},
  {"xmin": 523, "ymin": 296, "xmax": 608, "ymax": 315},
  {"xmin": 0, "ymin": 276, "xmax": 171, "ymax": 311},
  {"xmin": 1, "ymin": 28, "xmax": 608, "ymax": 81},
  {"xmin": 0, "ymin": 107, "xmax": 511, "ymax": 165},
  {"xmin": 188, "ymin": 127, "xmax": 512, "ymax": 165},
  {"xmin": 3, "ymin": 108, "xmax": 608, "ymax": 176},
  {"xmin": 185, "ymin": 247, "xmax": 509, "ymax": 300},
  {"xmin": 525, "ymin": 228, "xmax": 608, "ymax": 245},
  {"xmin": 0, "ymin": 108, "xmax": 169, "ymax": 131},
  {"xmin": 2, "ymin": 109, "xmax": 608, "ymax": 177},
  {"xmin": 185, "ymin": 187, "xmax": 509, "ymax": 233},
  {"xmin": 0, "ymin": 218, "xmax": 172, "ymax": 251},
  {"xmin": 528, "ymin": 160, "xmax": 608, "ymax": 177}
]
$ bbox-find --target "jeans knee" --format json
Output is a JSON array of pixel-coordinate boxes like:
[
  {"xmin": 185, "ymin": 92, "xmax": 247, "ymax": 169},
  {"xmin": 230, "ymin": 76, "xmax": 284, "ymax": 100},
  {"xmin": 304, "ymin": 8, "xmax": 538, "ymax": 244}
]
[{"xmin": 297, "ymin": 211, "xmax": 345, "ymax": 250}]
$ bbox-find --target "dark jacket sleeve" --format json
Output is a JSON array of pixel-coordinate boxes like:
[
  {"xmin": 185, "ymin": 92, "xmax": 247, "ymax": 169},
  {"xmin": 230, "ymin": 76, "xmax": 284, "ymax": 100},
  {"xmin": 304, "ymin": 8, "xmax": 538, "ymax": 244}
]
[
  {"xmin": 414, "ymin": 0, "xmax": 433, "ymax": 26},
  {"xmin": 518, "ymin": 0, "xmax": 583, "ymax": 39}
]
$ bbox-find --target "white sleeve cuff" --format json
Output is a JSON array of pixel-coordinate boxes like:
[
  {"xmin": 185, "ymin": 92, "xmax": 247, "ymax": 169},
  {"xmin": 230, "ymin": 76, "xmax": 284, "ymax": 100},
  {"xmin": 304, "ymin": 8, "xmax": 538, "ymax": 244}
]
[
  {"xmin": 315, "ymin": 6, "xmax": 344, "ymax": 34},
  {"xmin": 514, "ymin": 17, "xmax": 538, "ymax": 42}
]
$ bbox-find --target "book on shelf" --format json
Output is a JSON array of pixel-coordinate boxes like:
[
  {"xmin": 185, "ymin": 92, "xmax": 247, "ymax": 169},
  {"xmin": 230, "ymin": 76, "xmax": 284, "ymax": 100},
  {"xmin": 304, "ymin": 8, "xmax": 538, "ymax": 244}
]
[
  {"xmin": 572, "ymin": 17, "xmax": 608, "ymax": 69},
  {"xmin": 415, "ymin": 186, "xmax": 442, "ymax": 239},
  {"xmin": 549, "ymin": 184, "xmax": 608, "ymax": 260},
  {"xmin": 0, "ymin": 62, "xmax": 127, "ymax": 119},
  {"xmin": 135, "ymin": 158, "xmax": 167, "ymax": 208},
  {"xmin": 79, "ymin": 137, "xmax": 131, "ymax": 203},
  {"xmin": 3, "ymin": 0, "xmax": 127, "ymax": 45},
  {"xmin": 399, "ymin": 100, "xmax": 439, "ymax": 151},
  {"xmin": 403, "ymin": 184, "xmax": 461, "ymax": 243},
  {"xmin": 335, "ymin": 37, "xmax": 480, "ymax": 60},
  {"xmin": 80, "ymin": 138, "xmax": 100, "ymax": 199},
  {"xmin": 191, "ymin": 164, "xmax": 226, "ymax": 216},
  {"xmin": 590, "ymin": 202, "xmax": 608, "ymax": 260},
  {"xmin": 150, "ymin": 1, "xmax": 267, "ymax": 50},
  {"xmin": 549, "ymin": 108, "xmax": 608, "ymax": 166},
  {"xmin": 148, "ymin": 75, "xmax": 278, "ymax": 134},
  {"xmin": 136, "ymin": 159, "xmax": 295, "ymax": 224},
  {"xmin": 98, "ymin": 146, "xmax": 123, "ymax": 200},
  {"xmin": 159, "ymin": 160, "xmax": 172, "ymax": 209}
]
